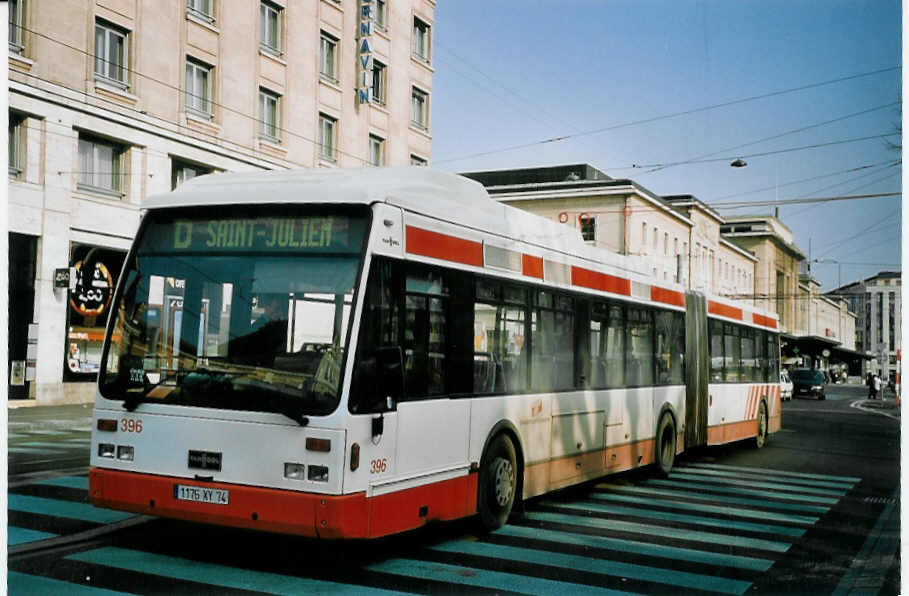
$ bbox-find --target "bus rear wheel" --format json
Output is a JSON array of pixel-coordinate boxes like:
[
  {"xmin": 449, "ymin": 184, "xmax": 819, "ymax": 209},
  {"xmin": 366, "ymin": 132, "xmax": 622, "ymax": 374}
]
[
  {"xmin": 477, "ymin": 434, "xmax": 517, "ymax": 532},
  {"xmin": 656, "ymin": 413, "xmax": 676, "ymax": 477},
  {"xmin": 754, "ymin": 401, "xmax": 768, "ymax": 448}
]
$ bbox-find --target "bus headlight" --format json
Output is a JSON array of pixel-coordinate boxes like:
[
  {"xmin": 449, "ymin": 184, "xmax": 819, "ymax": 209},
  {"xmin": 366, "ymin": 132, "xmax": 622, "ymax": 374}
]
[
  {"xmin": 308, "ymin": 465, "xmax": 329, "ymax": 482},
  {"xmin": 98, "ymin": 443, "xmax": 116, "ymax": 458},
  {"xmin": 284, "ymin": 463, "xmax": 305, "ymax": 480},
  {"xmin": 117, "ymin": 446, "xmax": 134, "ymax": 461}
]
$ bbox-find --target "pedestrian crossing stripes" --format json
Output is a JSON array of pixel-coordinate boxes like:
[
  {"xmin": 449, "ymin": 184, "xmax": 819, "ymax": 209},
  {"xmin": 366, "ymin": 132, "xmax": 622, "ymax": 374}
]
[{"xmin": 8, "ymin": 462, "xmax": 859, "ymax": 595}]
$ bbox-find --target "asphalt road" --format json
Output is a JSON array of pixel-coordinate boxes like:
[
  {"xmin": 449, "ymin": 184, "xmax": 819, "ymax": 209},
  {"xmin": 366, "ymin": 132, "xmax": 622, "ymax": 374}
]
[{"xmin": 7, "ymin": 385, "xmax": 901, "ymax": 595}]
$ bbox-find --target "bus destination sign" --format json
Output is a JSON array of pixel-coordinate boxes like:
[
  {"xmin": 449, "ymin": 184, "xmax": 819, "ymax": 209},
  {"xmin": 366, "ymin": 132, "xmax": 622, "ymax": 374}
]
[{"xmin": 146, "ymin": 216, "xmax": 364, "ymax": 254}]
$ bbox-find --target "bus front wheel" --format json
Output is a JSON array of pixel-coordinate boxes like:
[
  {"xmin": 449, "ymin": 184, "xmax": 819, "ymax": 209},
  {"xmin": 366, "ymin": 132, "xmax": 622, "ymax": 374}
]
[
  {"xmin": 656, "ymin": 413, "xmax": 676, "ymax": 477},
  {"xmin": 477, "ymin": 434, "xmax": 517, "ymax": 532}
]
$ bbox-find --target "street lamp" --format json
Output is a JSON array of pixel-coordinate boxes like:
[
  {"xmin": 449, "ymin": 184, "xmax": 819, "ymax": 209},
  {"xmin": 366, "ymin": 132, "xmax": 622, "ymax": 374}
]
[{"xmin": 730, "ymin": 158, "xmax": 747, "ymax": 168}]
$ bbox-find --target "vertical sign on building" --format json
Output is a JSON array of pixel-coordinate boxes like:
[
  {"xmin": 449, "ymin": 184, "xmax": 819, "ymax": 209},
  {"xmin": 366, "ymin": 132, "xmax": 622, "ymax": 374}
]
[{"xmin": 357, "ymin": 0, "xmax": 374, "ymax": 108}]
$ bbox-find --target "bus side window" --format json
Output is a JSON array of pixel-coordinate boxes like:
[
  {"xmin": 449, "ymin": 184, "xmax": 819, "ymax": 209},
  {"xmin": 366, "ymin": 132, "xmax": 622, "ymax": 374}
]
[
  {"xmin": 626, "ymin": 306, "xmax": 654, "ymax": 387},
  {"xmin": 350, "ymin": 258, "xmax": 402, "ymax": 413},
  {"xmin": 709, "ymin": 319, "xmax": 724, "ymax": 382}
]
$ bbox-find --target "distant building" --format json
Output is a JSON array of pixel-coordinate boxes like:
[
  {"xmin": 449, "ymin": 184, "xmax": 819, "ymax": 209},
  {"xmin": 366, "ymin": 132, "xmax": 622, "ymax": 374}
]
[
  {"xmin": 828, "ymin": 272, "xmax": 901, "ymax": 382},
  {"xmin": 461, "ymin": 165, "xmax": 757, "ymax": 299},
  {"xmin": 8, "ymin": 0, "xmax": 435, "ymax": 404}
]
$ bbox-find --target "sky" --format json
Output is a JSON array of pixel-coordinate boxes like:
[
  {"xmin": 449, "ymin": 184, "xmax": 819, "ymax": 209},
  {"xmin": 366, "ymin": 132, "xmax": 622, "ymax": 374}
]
[{"xmin": 429, "ymin": 1, "xmax": 902, "ymax": 293}]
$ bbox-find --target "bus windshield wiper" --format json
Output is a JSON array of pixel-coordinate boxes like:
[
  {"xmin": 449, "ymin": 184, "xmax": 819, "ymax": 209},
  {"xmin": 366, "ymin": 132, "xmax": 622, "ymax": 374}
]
[{"xmin": 232, "ymin": 380, "xmax": 310, "ymax": 426}]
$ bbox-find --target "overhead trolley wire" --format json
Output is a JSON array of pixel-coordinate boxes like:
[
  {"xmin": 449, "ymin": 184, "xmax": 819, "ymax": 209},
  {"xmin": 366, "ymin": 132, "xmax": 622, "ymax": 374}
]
[{"xmin": 433, "ymin": 65, "xmax": 902, "ymax": 164}]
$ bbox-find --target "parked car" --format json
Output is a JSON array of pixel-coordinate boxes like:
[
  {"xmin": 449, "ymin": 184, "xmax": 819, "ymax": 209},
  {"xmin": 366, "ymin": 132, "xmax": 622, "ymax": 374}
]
[
  {"xmin": 790, "ymin": 368, "xmax": 826, "ymax": 400},
  {"xmin": 780, "ymin": 371, "xmax": 793, "ymax": 401}
]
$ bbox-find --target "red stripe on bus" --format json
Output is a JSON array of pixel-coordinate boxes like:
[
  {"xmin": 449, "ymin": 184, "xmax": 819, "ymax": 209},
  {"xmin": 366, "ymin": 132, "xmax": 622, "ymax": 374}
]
[
  {"xmin": 708, "ymin": 301, "xmax": 743, "ymax": 321},
  {"xmin": 650, "ymin": 286, "xmax": 686, "ymax": 308},
  {"xmin": 405, "ymin": 226, "xmax": 484, "ymax": 267},
  {"xmin": 90, "ymin": 467, "xmax": 476, "ymax": 540},
  {"xmin": 753, "ymin": 313, "xmax": 778, "ymax": 329},
  {"xmin": 522, "ymin": 254, "xmax": 544, "ymax": 279},
  {"xmin": 571, "ymin": 266, "xmax": 631, "ymax": 296}
]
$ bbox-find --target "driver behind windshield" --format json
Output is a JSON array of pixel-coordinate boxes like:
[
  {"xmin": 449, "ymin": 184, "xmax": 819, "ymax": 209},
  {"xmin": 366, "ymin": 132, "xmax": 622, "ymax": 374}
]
[{"xmin": 233, "ymin": 294, "xmax": 289, "ymax": 366}]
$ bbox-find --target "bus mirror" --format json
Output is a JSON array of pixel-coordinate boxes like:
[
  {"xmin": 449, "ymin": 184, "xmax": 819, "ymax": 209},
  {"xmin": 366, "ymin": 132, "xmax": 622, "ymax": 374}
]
[{"xmin": 376, "ymin": 346, "xmax": 403, "ymax": 409}]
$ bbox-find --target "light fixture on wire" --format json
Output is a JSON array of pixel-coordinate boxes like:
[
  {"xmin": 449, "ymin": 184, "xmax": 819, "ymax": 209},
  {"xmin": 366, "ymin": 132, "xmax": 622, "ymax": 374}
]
[{"xmin": 730, "ymin": 158, "xmax": 748, "ymax": 168}]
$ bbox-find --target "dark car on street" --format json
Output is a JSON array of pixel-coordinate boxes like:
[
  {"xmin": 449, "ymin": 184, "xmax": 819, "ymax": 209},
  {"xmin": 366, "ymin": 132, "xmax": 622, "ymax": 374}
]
[{"xmin": 790, "ymin": 368, "xmax": 826, "ymax": 400}]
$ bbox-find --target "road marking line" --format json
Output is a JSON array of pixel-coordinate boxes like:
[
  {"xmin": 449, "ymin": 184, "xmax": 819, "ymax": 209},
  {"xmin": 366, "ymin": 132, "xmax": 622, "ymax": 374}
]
[
  {"xmin": 685, "ymin": 462, "xmax": 860, "ymax": 484},
  {"xmin": 526, "ymin": 511, "xmax": 791, "ymax": 553},
  {"xmin": 544, "ymin": 501, "xmax": 805, "ymax": 537},
  {"xmin": 645, "ymin": 479, "xmax": 839, "ymax": 505},
  {"xmin": 430, "ymin": 539, "xmax": 752, "ymax": 595},
  {"xmin": 8, "ymin": 447, "xmax": 67, "ymax": 455},
  {"xmin": 367, "ymin": 557, "xmax": 636, "ymax": 596},
  {"xmin": 7, "ymin": 571, "xmax": 135, "ymax": 596},
  {"xmin": 67, "ymin": 547, "xmax": 423, "ymax": 595},
  {"xmin": 831, "ymin": 488, "xmax": 901, "ymax": 595},
  {"xmin": 496, "ymin": 524, "xmax": 774, "ymax": 571},
  {"xmin": 675, "ymin": 467, "xmax": 855, "ymax": 491},
  {"xmin": 8, "ymin": 494, "xmax": 134, "ymax": 524},
  {"xmin": 588, "ymin": 492, "xmax": 819, "ymax": 525},
  {"xmin": 596, "ymin": 483, "xmax": 829, "ymax": 514},
  {"xmin": 37, "ymin": 476, "xmax": 90, "ymax": 490},
  {"xmin": 8, "ymin": 527, "xmax": 58, "ymax": 546},
  {"xmin": 667, "ymin": 472, "xmax": 847, "ymax": 497}
]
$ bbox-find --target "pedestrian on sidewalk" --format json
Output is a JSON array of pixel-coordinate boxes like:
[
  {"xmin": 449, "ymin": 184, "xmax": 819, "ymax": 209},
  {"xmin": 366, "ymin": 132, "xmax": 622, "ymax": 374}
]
[
  {"xmin": 867, "ymin": 372, "xmax": 875, "ymax": 398},
  {"xmin": 873, "ymin": 374, "xmax": 883, "ymax": 400}
]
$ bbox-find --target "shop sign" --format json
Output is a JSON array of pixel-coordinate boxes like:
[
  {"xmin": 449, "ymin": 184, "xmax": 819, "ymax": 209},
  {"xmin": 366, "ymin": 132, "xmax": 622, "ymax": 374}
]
[
  {"xmin": 357, "ymin": 0, "xmax": 375, "ymax": 105},
  {"xmin": 54, "ymin": 267, "xmax": 76, "ymax": 289},
  {"xmin": 69, "ymin": 260, "xmax": 115, "ymax": 317}
]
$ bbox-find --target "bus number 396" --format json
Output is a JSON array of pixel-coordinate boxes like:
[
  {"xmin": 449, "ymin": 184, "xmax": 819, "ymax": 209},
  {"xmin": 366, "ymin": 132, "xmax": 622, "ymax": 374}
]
[
  {"xmin": 370, "ymin": 458, "xmax": 387, "ymax": 474},
  {"xmin": 121, "ymin": 418, "xmax": 142, "ymax": 433}
]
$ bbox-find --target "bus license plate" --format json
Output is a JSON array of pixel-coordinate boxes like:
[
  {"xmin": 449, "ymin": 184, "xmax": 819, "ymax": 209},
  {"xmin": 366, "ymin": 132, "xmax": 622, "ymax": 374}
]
[{"xmin": 173, "ymin": 484, "xmax": 229, "ymax": 505}]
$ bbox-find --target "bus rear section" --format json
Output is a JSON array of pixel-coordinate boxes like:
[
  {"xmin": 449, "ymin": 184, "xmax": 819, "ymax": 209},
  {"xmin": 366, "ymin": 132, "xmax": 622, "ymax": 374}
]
[{"xmin": 89, "ymin": 205, "xmax": 386, "ymax": 538}]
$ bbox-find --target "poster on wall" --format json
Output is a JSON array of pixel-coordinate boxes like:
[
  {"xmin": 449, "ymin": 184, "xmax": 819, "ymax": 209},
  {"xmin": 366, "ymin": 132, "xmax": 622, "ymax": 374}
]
[{"xmin": 63, "ymin": 244, "xmax": 126, "ymax": 381}]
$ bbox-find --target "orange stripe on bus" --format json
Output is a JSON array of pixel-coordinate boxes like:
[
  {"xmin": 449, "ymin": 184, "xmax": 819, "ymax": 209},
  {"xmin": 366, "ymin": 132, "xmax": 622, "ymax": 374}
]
[
  {"xmin": 707, "ymin": 300, "xmax": 743, "ymax": 321},
  {"xmin": 753, "ymin": 313, "xmax": 778, "ymax": 329},
  {"xmin": 405, "ymin": 226, "xmax": 484, "ymax": 267},
  {"xmin": 571, "ymin": 266, "xmax": 631, "ymax": 296},
  {"xmin": 651, "ymin": 286, "xmax": 686, "ymax": 308},
  {"xmin": 522, "ymin": 254, "xmax": 544, "ymax": 279}
]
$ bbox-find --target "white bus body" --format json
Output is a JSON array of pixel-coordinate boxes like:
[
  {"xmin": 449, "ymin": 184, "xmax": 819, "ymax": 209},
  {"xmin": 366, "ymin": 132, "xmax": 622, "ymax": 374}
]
[{"xmin": 89, "ymin": 168, "xmax": 780, "ymax": 538}]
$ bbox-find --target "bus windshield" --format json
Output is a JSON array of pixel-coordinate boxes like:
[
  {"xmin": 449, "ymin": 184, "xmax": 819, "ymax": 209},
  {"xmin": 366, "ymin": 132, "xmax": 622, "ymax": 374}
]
[{"xmin": 100, "ymin": 207, "xmax": 369, "ymax": 419}]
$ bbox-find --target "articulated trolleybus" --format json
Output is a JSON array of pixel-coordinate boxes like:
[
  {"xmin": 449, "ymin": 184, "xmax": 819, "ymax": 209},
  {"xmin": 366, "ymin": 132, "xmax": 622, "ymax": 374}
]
[{"xmin": 90, "ymin": 167, "xmax": 780, "ymax": 538}]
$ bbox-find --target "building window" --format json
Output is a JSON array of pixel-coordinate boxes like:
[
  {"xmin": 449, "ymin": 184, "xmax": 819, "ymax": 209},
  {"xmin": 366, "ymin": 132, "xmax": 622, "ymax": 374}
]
[
  {"xmin": 411, "ymin": 87, "xmax": 428, "ymax": 130},
  {"xmin": 664, "ymin": 232, "xmax": 669, "ymax": 256},
  {"xmin": 371, "ymin": 59, "xmax": 387, "ymax": 105},
  {"xmin": 641, "ymin": 222, "xmax": 647, "ymax": 249},
  {"xmin": 185, "ymin": 58, "xmax": 213, "ymax": 118},
  {"xmin": 260, "ymin": 1, "xmax": 282, "ymax": 55},
  {"xmin": 375, "ymin": 0, "xmax": 387, "ymax": 30},
  {"xmin": 9, "ymin": 0, "xmax": 24, "ymax": 54},
  {"xmin": 368, "ymin": 134, "xmax": 385, "ymax": 167},
  {"xmin": 258, "ymin": 88, "xmax": 281, "ymax": 141},
  {"xmin": 171, "ymin": 159, "xmax": 211, "ymax": 190},
  {"xmin": 77, "ymin": 133, "xmax": 126, "ymax": 196},
  {"xmin": 412, "ymin": 16, "xmax": 430, "ymax": 62},
  {"xmin": 94, "ymin": 20, "xmax": 129, "ymax": 88},
  {"xmin": 318, "ymin": 113, "xmax": 337, "ymax": 162},
  {"xmin": 580, "ymin": 216, "xmax": 596, "ymax": 242},
  {"xmin": 888, "ymin": 291, "xmax": 895, "ymax": 348},
  {"xmin": 187, "ymin": 0, "xmax": 214, "ymax": 22},
  {"xmin": 319, "ymin": 31, "xmax": 339, "ymax": 83},
  {"xmin": 9, "ymin": 113, "xmax": 24, "ymax": 177},
  {"xmin": 410, "ymin": 154, "xmax": 427, "ymax": 166}
]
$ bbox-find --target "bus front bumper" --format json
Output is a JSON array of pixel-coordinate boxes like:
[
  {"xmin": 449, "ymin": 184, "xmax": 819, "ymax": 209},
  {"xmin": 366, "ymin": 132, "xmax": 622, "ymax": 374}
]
[{"xmin": 89, "ymin": 467, "xmax": 476, "ymax": 539}]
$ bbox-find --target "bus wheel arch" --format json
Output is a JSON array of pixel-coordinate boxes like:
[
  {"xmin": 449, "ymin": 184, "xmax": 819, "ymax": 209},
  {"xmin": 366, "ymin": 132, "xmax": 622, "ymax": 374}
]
[
  {"xmin": 654, "ymin": 406, "xmax": 678, "ymax": 477},
  {"xmin": 476, "ymin": 422, "xmax": 524, "ymax": 531}
]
